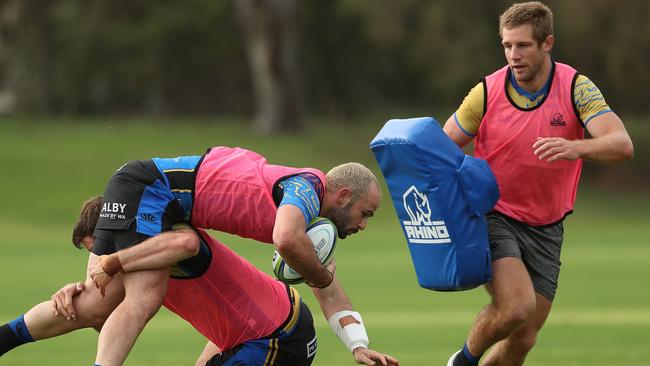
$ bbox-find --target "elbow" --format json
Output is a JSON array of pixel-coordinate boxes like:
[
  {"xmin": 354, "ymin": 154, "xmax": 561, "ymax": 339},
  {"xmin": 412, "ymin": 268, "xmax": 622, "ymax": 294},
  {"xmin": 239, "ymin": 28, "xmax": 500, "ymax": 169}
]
[
  {"xmin": 623, "ymin": 141, "xmax": 634, "ymax": 161},
  {"xmin": 273, "ymin": 232, "xmax": 299, "ymax": 258}
]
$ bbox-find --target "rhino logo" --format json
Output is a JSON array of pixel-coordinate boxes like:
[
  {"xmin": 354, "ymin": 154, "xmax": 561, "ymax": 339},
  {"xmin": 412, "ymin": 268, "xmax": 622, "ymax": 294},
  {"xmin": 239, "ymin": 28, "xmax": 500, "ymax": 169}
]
[
  {"xmin": 401, "ymin": 185, "xmax": 451, "ymax": 244},
  {"xmin": 402, "ymin": 186, "xmax": 432, "ymax": 225}
]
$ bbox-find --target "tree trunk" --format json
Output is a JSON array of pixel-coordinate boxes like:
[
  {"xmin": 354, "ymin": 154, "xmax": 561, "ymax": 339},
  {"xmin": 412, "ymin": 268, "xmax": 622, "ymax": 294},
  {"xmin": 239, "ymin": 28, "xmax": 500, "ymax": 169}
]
[{"xmin": 235, "ymin": 0, "xmax": 302, "ymax": 135}]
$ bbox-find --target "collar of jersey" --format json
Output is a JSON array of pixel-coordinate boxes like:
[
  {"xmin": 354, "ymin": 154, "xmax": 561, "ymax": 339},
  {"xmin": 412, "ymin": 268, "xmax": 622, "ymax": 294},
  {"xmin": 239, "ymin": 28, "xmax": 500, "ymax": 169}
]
[{"xmin": 508, "ymin": 67, "xmax": 551, "ymax": 102}]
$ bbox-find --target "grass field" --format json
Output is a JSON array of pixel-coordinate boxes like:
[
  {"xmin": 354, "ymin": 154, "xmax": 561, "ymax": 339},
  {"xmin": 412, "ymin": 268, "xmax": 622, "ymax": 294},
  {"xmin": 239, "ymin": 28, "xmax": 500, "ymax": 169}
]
[{"xmin": 0, "ymin": 118, "xmax": 648, "ymax": 365}]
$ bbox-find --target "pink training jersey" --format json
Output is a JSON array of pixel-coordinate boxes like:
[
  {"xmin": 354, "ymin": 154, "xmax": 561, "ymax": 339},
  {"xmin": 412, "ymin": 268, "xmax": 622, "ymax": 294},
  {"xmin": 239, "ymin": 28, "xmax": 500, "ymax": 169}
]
[
  {"xmin": 163, "ymin": 229, "xmax": 291, "ymax": 351},
  {"xmin": 476, "ymin": 62, "xmax": 584, "ymax": 225},
  {"xmin": 192, "ymin": 147, "xmax": 327, "ymax": 244}
]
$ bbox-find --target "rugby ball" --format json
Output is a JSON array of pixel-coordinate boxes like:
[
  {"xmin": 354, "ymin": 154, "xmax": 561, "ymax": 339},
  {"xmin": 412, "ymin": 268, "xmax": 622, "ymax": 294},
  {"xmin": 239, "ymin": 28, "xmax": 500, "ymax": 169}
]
[{"xmin": 272, "ymin": 217, "xmax": 338, "ymax": 284}]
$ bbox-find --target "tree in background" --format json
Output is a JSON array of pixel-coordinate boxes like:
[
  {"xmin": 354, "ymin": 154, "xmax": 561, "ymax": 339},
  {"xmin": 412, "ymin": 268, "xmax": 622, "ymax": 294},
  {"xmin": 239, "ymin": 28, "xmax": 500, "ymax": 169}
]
[
  {"xmin": 0, "ymin": 0, "xmax": 648, "ymax": 127},
  {"xmin": 235, "ymin": 0, "xmax": 302, "ymax": 134}
]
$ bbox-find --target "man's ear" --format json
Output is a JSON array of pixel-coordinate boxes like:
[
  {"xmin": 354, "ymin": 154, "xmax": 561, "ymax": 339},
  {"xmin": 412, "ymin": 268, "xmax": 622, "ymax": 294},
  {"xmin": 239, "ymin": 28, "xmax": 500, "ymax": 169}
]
[
  {"xmin": 542, "ymin": 34, "xmax": 554, "ymax": 53},
  {"xmin": 82, "ymin": 236, "xmax": 95, "ymax": 252},
  {"xmin": 336, "ymin": 187, "xmax": 352, "ymax": 206}
]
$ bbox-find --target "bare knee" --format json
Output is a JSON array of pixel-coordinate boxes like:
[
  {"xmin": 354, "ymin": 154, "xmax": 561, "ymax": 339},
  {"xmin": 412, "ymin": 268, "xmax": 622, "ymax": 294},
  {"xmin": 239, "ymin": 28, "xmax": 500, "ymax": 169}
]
[
  {"xmin": 495, "ymin": 296, "xmax": 536, "ymax": 330},
  {"xmin": 515, "ymin": 332, "xmax": 537, "ymax": 353},
  {"xmin": 505, "ymin": 325, "xmax": 538, "ymax": 356}
]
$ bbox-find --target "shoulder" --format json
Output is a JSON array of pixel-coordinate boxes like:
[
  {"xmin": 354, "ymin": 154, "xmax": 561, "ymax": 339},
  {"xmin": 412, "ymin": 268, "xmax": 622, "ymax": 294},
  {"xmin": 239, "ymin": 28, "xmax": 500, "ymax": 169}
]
[
  {"xmin": 572, "ymin": 74, "xmax": 612, "ymax": 125},
  {"xmin": 454, "ymin": 82, "xmax": 485, "ymax": 136}
]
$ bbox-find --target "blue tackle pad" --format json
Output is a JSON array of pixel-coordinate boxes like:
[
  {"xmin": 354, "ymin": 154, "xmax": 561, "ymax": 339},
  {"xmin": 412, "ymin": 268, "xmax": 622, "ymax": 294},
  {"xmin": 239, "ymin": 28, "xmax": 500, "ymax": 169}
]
[{"xmin": 369, "ymin": 117, "xmax": 499, "ymax": 291}]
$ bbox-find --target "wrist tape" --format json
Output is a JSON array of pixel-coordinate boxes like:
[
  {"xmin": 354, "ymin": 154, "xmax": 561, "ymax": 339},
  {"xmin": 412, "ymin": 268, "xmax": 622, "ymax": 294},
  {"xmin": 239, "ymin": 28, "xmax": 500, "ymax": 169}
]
[
  {"xmin": 100, "ymin": 254, "xmax": 123, "ymax": 276},
  {"xmin": 327, "ymin": 310, "xmax": 369, "ymax": 352}
]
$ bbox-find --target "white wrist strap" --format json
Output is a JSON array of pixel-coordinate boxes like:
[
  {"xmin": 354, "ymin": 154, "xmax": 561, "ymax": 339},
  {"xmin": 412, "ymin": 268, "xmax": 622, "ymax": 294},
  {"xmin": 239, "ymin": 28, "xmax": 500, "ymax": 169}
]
[{"xmin": 327, "ymin": 310, "xmax": 369, "ymax": 352}]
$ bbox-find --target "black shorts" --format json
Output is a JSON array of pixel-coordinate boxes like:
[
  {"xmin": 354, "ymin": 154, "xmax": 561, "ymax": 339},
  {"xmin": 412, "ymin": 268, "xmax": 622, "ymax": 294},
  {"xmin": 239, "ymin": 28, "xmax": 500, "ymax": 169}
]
[
  {"xmin": 206, "ymin": 288, "xmax": 317, "ymax": 366},
  {"xmin": 92, "ymin": 159, "xmax": 184, "ymax": 256}
]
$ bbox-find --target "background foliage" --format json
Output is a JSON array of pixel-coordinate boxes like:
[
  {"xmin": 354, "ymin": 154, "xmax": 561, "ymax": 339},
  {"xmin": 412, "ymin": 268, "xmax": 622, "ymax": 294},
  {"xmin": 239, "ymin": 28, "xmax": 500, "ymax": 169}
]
[{"xmin": 1, "ymin": 0, "xmax": 649, "ymax": 116}]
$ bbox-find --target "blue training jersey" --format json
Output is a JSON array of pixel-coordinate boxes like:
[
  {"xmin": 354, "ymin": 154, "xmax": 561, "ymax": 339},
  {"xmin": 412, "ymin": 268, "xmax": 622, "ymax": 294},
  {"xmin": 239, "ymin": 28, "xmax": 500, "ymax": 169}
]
[
  {"xmin": 151, "ymin": 155, "xmax": 202, "ymax": 221},
  {"xmin": 276, "ymin": 174, "xmax": 322, "ymax": 226}
]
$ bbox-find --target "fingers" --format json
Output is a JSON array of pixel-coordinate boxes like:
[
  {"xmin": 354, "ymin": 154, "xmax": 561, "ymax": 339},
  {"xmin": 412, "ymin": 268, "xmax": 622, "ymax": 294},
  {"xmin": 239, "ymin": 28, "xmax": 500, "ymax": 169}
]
[
  {"xmin": 51, "ymin": 282, "xmax": 85, "ymax": 320},
  {"xmin": 52, "ymin": 290, "xmax": 71, "ymax": 319},
  {"xmin": 378, "ymin": 354, "xmax": 388, "ymax": 366},
  {"xmin": 384, "ymin": 354, "xmax": 399, "ymax": 365},
  {"xmin": 63, "ymin": 286, "xmax": 76, "ymax": 320},
  {"xmin": 91, "ymin": 272, "xmax": 111, "ymax": 297},
  {"xmin": 355, "ymin": 349, "xmax": 399, "ymax": 366},
  {"xmin": 51, "ymin": 293, "xmax": 64, "ymax": 318},
  {"xmin": 355, "ymin": 352, "xmax": 375, "ymax": 366},
  {"xmin": 533, "ymin": 137, "xmax": 577, "ymax": 162}
]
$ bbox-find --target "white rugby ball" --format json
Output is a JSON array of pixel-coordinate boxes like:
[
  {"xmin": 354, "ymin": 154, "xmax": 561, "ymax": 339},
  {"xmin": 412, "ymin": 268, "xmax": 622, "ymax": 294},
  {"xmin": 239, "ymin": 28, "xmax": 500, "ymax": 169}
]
[{"xmin": 272, "ymin": 217, "xmax": 338, "ymax": 284}]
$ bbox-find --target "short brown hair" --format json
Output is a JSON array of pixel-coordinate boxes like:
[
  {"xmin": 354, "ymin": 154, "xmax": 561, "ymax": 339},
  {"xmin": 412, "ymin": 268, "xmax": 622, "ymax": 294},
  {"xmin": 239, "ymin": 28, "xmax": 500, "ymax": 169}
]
[
  {"xmin": 72, "ymin": 196, "xmax": 103, "ymax": 249},
  {"xmin": 499, "ymin": 1, "xmax": 553, "ymax": 45}
]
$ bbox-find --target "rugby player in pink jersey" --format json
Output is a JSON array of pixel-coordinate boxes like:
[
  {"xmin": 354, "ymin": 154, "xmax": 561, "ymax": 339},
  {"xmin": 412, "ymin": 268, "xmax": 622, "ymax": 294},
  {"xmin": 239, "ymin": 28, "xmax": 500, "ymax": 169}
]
[
  {"xmin": 442, "ymin": 2, "xmax": 633, "ymax": 365},
  {"xmin": 0, "ymin": 199, "xmax": 396, "ymax": 365},
  {"xmin": 1, "ymin": 147, "xmax": 399, "ymax": 366}
]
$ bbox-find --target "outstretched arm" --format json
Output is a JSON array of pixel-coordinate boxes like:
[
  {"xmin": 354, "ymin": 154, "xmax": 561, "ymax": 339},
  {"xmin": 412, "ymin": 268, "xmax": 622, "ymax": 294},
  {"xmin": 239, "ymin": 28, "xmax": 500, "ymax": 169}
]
[{"xmin": 311, "ymin": 261, "xmax": 399, "ymax": 366}]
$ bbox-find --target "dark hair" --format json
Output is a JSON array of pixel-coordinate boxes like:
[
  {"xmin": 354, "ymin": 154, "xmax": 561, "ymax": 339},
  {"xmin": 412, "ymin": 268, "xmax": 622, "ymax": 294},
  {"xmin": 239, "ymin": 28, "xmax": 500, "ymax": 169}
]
[{"xmin": 71, "ymin": 196, "xmax": 103, "ymax": 249}]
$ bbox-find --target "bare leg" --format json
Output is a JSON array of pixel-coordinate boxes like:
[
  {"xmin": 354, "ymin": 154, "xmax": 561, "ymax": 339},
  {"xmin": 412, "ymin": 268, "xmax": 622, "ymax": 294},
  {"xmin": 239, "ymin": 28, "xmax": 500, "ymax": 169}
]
[
  {"xmin": 94, "ymin": 267, "xmax": 169, "ymax": 366},
  {"xmin": 481, "ymin": 292, "xmax": 552, "ymax": 366},
  {"xmin": 24, "ymin": 274, "xmax": 125, "ymax": 339},
  {"xmin": 1, "ymin": 255, "xmax": 125, "ymax": 357},
  {"xmin": 465, "ymin": 258, "xmax": 537, "ymax": 358}
]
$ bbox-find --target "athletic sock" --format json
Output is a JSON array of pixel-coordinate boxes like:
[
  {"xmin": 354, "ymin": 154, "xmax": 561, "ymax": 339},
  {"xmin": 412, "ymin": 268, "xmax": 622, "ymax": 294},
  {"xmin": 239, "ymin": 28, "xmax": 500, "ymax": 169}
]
[
  {"xmin": 452, "ymin": 343, "xmax": 481, "ymax": 366},
  {"xmin": 0, "ymin": 315, "xmax": 35, "ymax": 356}
]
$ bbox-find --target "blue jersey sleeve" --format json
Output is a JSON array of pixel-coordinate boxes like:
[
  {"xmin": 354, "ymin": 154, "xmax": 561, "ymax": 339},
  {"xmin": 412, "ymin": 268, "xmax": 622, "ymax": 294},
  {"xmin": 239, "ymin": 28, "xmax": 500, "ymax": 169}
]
[{"xmin": 278, "ymin": 175, "xmax": 321, "ymax": 226}]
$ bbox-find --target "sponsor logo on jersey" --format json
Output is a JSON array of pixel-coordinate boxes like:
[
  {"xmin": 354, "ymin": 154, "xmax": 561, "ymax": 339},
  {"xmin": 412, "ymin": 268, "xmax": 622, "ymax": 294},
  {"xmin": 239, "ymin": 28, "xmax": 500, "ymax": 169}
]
[
  {"xmin": 307, "ymin": 335, "xmax": 318, "ymax": 358},
  {"xmin": 550, "ymin": 112, "xmax": 566, "ymax": 126},
  {"xmin": 140, "ymin": 213, "xmax": 157, "ymax": 223},
  {"xmin": 402, "ymin": 186, "xmax": 451, "ymax": 244},
  {"xmin": 99, "ymin": 202, "xmax": 127, "ymax": 220}
]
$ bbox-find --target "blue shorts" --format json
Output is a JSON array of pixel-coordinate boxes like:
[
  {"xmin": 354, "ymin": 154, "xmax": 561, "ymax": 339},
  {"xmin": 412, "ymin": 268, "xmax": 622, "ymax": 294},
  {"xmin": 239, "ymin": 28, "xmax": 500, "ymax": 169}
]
[
  {"xmin": 206, "ymin": 289, "xmax": 317, "ymax": 366},
  {"xmin": 92, "ymin": 159, "xmax": 184, "ymax": 256}
]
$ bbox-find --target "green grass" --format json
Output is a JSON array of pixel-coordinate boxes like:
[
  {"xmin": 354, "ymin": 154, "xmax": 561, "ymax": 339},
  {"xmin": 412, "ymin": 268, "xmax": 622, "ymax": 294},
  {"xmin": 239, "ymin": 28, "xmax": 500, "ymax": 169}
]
[{"xmin": 0, "ymin": 118, "xmax": 649, "ymax": 365}]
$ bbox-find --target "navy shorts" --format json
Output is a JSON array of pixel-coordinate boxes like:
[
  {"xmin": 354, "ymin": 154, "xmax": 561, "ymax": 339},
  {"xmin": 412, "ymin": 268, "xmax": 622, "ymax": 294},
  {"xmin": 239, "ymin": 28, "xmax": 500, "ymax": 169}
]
[
  {"xmin": 206, "ymin": 288, "xmax": 317, "ymax": 366},
  {"xmin": 92, "ymin": 159, "xmax": 184, "ymax": 256}
]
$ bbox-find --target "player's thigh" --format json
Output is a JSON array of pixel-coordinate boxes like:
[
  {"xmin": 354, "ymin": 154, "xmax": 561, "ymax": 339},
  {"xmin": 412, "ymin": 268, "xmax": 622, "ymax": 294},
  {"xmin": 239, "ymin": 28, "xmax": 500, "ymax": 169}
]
[
  {"xmin": 76, "ymin": 273, "xmax": 125, "ymax": 322},
  {"xmin": 487, "ymin": 257, "xmax": 535, "ymax": 306},
  {"xmin": 121, "ymin": 268, "xmax": 170, "ymax": 311}
]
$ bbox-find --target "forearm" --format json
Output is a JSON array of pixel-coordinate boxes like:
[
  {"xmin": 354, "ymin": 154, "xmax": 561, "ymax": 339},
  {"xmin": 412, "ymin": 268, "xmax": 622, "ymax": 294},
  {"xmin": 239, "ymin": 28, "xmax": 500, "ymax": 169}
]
[
  {"xmin": 114, "ymin": 230, "xmax": 199, "ymax": 273},
  {"xmin": 577, "ymin": 131, "xmax": 634, "ymax": 163},
  {"xmin": 311, "ymin": 276, "xmax": 353, "ymax": 318},
  {"xmin": 313, "ymin": 278, "xmax": 370, "ymax": 353},
  {"xmin": 277, "ymin": 238, "xmax": 332, "ymax": 288}
]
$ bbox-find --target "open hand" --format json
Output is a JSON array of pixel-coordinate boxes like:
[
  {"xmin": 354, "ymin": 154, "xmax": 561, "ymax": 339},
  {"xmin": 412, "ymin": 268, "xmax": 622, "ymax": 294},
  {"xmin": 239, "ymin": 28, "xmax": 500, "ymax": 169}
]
[
  {"xmin": 51, "ymin": 282, "xmax": 85, "ymax": 320},
  {"xmin": 533, "ymin": 137, "xmax": 581, "ymax": 162},
  {"xmin": 353, "ymin": 347, "xmax": 399, "ymax": 366}
]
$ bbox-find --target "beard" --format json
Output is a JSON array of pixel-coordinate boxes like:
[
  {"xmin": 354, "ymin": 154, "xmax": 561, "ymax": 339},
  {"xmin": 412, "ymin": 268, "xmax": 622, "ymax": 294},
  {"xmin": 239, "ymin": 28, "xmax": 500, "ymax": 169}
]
[{"xmin": 329, "ymin": 201, "xmax": 355, "ymax": 239}]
